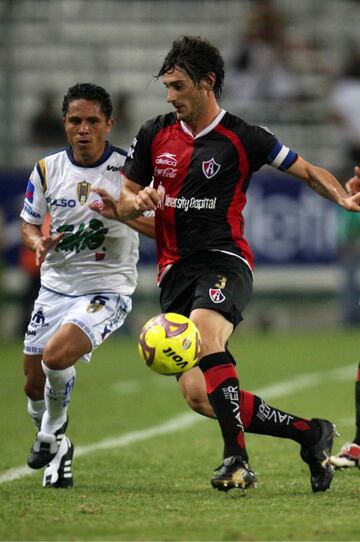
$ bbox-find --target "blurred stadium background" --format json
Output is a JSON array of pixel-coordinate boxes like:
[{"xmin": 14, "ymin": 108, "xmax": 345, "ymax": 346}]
[{"xmin": 1, "ymin": 0, "xmax": 360, "ymax": 338}]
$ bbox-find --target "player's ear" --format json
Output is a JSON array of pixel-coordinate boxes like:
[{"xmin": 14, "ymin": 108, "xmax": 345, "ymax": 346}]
[
  {"xmin": 202, "ymin": 73, "xmax": 216, "ymax": 93},
  {"xmin": 106, "ymin": 117, "xmax": 114, "ymax": 132}
]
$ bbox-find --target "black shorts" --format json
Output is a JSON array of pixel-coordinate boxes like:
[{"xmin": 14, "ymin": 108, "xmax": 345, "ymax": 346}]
[{"xmin": 159, "ymin": 250, "xmax": 253, "ymax": 327}]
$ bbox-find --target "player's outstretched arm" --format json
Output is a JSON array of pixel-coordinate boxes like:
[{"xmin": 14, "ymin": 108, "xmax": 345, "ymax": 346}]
[
  {"xmin": 20, "ymin": 219, "xmax": 65, "ymax": 266},
  {"xmin": 91, "ymin": 176, "xmax": 161, "ymax": 221},
  {"xmin": 126, "ymin": 215, "xmax": 155, "ymax": 239},
  {"xmin": 346, "ymin": 165, "xmax": 360, "ymax": 196},
  {"xmin": 287, "ymin": 157, "xmax": 360, "ymax": 211}
]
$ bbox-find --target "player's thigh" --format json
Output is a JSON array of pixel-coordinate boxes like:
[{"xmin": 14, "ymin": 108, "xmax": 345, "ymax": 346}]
[
  {"xmin": 62, "ymin": 292, "xmax": 132, "ymax": 362},
  {"xmin": 24, "ymin": 354, "xmax": 45, "ymax": 398},
  {"xmin": 43, "ymin": 323, "xmax": 92, "ymax": 369},
  {"xmin": 190, "ymin": 308, "xmax": 234, "ymax": 355}
]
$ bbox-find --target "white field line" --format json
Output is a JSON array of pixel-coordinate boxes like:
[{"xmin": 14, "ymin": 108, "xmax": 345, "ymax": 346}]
[{"xmin": 0, "ymin": 362, "xmax": 356, "ymax": 484}]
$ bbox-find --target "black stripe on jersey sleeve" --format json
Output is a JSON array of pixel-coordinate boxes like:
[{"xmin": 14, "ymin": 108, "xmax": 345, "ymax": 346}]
[
  {"xmin": 121, "ymin": 113, "xmax": 176, "ymax": 186},
  {"xmin": 35, "ymin": 162, "xmax": 46, "ymax": 188}
]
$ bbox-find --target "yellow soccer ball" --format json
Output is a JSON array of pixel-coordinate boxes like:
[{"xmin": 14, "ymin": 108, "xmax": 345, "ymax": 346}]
[{"xmin": 138, "ymin": 313, "xmax": 202, "ymax": 376}]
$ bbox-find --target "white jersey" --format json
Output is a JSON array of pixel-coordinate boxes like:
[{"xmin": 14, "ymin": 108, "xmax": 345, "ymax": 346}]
[{"xmin": 20, "ymin": 143, "xmax": 138, "ymax": 296}]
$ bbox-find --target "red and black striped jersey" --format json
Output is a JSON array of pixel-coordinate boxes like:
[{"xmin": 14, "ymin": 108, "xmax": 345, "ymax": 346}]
[{"xmin": 122, "ymin": 110, "xmax": 298, "ymax": 283}]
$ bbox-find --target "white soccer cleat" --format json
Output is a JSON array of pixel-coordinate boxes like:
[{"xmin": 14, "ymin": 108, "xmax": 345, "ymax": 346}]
[{"xmin": 330, "ymin": 442, "xmax": 360, "ymax": 469}]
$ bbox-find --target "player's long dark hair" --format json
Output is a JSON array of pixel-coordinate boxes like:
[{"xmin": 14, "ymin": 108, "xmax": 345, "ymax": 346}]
[
  {"xmin": 62, "ymin": 83, "xmax": 113, "ymax": 119},
  {"xmin": 157, "ymin": 35, "xmax": 225, "ymax": 98}
]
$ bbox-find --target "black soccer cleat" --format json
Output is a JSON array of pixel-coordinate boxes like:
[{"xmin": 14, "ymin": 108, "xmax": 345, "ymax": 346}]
[
  {"xmin": 43, "ymin": 436, "xmax": 74, "ymax": 489},
  {"xmin": 211, "ymin": 455, "xmax": 257, "ymax": 492},
  {"xmin": 27, "ymin": 418, "xmax": 68, "ymax": 470},
  {"xmin": 300, "ymin": 418, "xmax": 336, "ymax": 493}
]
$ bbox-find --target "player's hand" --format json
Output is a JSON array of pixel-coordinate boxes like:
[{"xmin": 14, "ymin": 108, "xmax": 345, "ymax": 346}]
[
  {"xmin": 89, "ymin": 188, "xmax": 120, "ymax": 220},
  {"xmin": 345, "ymin": 165, "xmax": 360, "ymax": 196},
  {"xmin": 134, "ymin": 187, "xmax": 161, "ymax": 212},
  {"xmin": 34, "ymin": 233, "xmax": 65, "ymax": 266}
]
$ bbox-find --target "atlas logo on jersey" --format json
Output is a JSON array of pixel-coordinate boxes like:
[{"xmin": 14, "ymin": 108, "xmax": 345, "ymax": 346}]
[
  {"xmin": 202, "ymin": 158, "xmax": 221, "ymax": 179},
  {"xmin": 209, "ymin": 288, "xmax": 226, "ymax": 303},
  {"xmin": 77, "ymin": 181, "xmax": 91, "ymax": 205}
]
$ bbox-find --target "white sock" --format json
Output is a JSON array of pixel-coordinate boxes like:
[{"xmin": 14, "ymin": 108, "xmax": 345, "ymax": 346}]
[
  {"xmin": 41, "ymin": 362, "xmax": 76, "ymax": 435},
  {"xmin": 27, "ymin": 399, "xmax": 45, "ymax": 430}
]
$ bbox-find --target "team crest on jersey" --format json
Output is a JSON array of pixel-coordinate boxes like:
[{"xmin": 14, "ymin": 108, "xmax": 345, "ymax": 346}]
[
  {"xmin": 202, "ymin": 158, "xmax": 221, "ymax": 179},
  {"xmin": 77, "ymin": 181, "xmax": 91, "ymax": 205},
  {"xmin": 209, "ymin": 288, "xmax": 226, "ymax": 303}
]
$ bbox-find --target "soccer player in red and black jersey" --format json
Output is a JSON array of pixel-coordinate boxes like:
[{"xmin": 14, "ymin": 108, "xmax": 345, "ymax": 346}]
[
  {"xmin": 331, "ymin": 362, "xmax": 360, "ymax": 469},
  {"xmin": 331, "ymin": 172, "xmax": 360, "ymax": 470},
  {"xmin": 93, "ymin": 36, "xmax": 360, "ymax": 493}
]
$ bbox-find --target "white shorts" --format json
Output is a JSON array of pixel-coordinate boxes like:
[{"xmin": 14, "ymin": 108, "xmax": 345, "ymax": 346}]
[{"xmin": 23, "ymin": 287, "xmax": 132, "ymax": 362}]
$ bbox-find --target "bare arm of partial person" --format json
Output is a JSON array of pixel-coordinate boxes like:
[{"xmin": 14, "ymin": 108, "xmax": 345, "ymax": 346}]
[
  {"xmin": 20, "ymin": 219, "xmax": 65, "ymax": 266},
  {"xmin": 288, "ymin": 157, "xmax": 360, "ymax": 211}
]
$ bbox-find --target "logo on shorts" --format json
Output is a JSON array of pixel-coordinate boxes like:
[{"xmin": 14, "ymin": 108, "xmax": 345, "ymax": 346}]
[
  {"xmin": 77, "ymin": 181, "xmax": 91, "ymax": 205},
  {"xmin": 202, "ymin": 158, "xmax": 221, "ymax": 179},
  {"xmin": 86, "ymin": 295, "xmax": 109, "ymax": 313},
  {"xmin": 209, "ymin": 288, "xmax": 226, "ymax": 303},
  {"xmin": 29, "ymin": 308, "xmax": 49, "ymax": 329}
]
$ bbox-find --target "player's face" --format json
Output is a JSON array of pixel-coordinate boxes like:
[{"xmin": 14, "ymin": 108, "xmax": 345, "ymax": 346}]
[
  {"xmin": 64, "ymin": 99, "xmax": 113, "ymax": 165},
  {"xmin": 163, "ymin": 67, "xmax": 210, "ymax": 128}
]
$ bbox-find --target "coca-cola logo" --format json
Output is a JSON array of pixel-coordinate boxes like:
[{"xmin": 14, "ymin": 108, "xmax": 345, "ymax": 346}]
[{"xmin": 154, "ymin": 166, "xmax": 177, "ymax": 178}]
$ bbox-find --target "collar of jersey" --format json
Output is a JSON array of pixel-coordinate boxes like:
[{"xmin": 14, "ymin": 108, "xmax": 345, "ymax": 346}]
[
  {"xmin": 180, "ymin": 109, "xmax": 226, "ymax": 139},
  {"xmin": 66, "ymin": 141, "xmax": 114, "ymax": 168}
]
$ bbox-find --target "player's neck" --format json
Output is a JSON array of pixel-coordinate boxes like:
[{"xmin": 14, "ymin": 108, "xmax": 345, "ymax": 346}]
[
  {"xmin": 184, "ymin": 99, "xmax": 222, "ymax": 137},
  {"xmin": 72, "ymin": 143, "xmax": 107, "ymax": 166}
]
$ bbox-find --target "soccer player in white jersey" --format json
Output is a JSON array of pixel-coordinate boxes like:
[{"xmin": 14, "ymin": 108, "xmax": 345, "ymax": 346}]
[{"xmin": 20, "ymin": 83, "xmax": 140, "ymax": 488}]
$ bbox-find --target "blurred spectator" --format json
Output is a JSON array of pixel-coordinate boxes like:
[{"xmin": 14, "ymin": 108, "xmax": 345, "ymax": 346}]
[
  {"xmin": 337, "ymin": 209, "xmax": 360, "ymax": 326},
  {"xmin": 225, "ymin": 0, "xmax": 297, "ymax": 108},
  {"xmin": 330, "ymin": 49, "xmax": 360, "ymax": 325},
  {"xmin": 330, "ymin": 48, "xmax": 360, "ymax": 165},
  {"xmin": 30, "ymin": 92, "xmax": 65, "ymax": 147},
  {"xmin": 0, "ymin": 209, "xmax": 5, "ymax": 309},
  {"xmin": 112, "ymin": 91, "xmax": 133, "ymax": 147}
]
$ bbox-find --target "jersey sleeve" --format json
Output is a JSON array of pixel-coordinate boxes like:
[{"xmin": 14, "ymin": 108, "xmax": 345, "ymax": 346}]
[
  {"xmin": 20, "ymin": 162, "xmax": 48, "ymax": 225},
  {"xmin": 121, "ymin": 119, "xmax": 158, "ymax": 186},
  {"xmin": 243, "ymin": 124, "xmax": 298, "ymax": 173}
]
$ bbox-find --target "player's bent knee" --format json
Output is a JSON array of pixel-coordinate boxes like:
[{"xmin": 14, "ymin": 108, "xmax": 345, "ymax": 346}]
[{"xmin": 42, "ymin": 344, "xmax": 74, "ymax": 370}]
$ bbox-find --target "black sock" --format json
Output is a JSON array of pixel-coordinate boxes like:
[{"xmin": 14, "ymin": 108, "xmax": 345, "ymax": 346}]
[
  {"xmin": 241, "ymin": 392, "xmax": 321, "ymax": 447},
  {"xmin": 200, "ymin": 352, "xmax": 248, "ymax": 460}
]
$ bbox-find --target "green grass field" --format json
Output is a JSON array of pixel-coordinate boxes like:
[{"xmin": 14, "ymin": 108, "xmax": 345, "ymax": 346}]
[{"xmin": 0, "ymin": 329, "xmax": 359, "ymax": 541}]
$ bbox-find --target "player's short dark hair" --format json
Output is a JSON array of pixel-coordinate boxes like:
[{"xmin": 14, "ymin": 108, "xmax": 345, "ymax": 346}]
[
  {"xmin": 157, "ymin": 35, "xmax": 225, "ymax": 98},
  {"xmin": 62, "ymin": 83, "xmax": 113, "ymax": 119}
]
